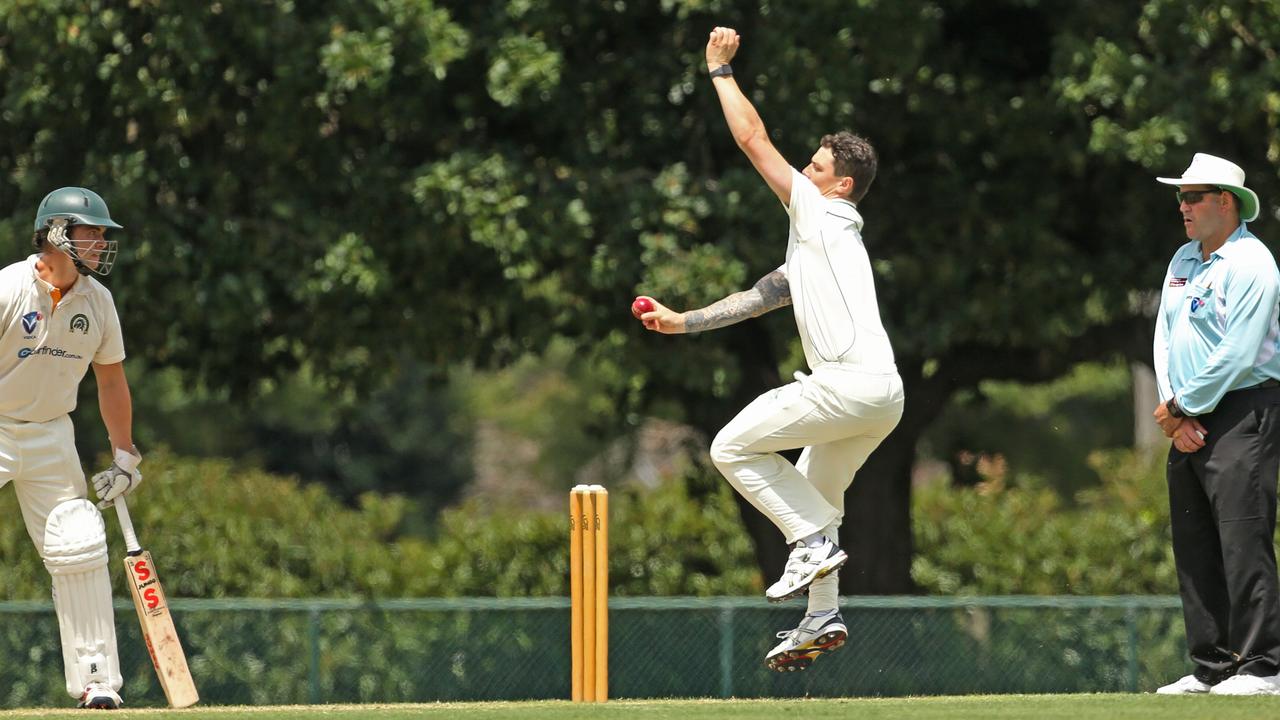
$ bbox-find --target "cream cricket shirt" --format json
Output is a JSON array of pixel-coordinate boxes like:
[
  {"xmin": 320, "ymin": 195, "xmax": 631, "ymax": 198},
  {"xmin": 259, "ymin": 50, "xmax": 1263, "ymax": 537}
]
[
  {"xmin": 0, "ymin": 255, "xmax": 125, "ymax": 422},
  {"xmin": 780, "ymin": 169, "xmax": 896, "ymax": 371}
]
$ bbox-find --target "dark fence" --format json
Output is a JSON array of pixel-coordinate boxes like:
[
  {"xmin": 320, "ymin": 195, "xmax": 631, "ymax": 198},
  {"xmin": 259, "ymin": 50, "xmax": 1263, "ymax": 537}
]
[{"xmin": 0, "ymin": 596, "xmax": 1187, "ymax": 708}]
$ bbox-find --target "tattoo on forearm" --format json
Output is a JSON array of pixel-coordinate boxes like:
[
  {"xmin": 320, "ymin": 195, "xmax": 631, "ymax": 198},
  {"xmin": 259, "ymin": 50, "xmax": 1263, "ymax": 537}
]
[
  {"xmin": 684, "ymin": 271, "xmax": 791, "ymax": 332},
  {"xmin": 754, "ymin": 270, "xmax": 792, "ymax": 309}
]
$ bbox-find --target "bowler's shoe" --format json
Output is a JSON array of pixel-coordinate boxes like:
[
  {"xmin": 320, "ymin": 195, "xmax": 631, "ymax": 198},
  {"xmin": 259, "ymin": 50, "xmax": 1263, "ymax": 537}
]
[
  {"xmin": 765, "ymin": 538, "xmax": 847, "ymax": 603},
  {"xmin": 765, "ymin": 611, "xmax": 848, "ymax": 672}
]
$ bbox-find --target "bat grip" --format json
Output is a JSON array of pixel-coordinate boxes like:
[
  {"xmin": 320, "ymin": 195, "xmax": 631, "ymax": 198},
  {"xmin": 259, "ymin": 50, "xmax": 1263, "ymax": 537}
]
[{"xmin": 113, "ymin": 498, "xmax": 143, "ymax": 555}]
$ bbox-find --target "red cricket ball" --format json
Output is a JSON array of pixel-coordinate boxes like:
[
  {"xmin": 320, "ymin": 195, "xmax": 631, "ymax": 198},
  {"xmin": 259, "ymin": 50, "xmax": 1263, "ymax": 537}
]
[{"xmin": 631, "ymin": 296, "xmax": 655, "ymax": 319}]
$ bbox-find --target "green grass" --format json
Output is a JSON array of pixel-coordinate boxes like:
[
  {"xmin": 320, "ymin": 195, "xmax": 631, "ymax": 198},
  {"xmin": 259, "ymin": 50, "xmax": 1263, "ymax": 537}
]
[{"xmin": 2, "ymin": 696, "xmax": 1279, "ymax": 720}]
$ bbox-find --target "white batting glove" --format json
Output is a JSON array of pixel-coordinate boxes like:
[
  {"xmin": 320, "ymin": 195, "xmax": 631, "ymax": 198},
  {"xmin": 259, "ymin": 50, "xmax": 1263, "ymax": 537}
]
[{"xmin": 91, "ymin": 447, "xmax": 143, "ymax": 509}]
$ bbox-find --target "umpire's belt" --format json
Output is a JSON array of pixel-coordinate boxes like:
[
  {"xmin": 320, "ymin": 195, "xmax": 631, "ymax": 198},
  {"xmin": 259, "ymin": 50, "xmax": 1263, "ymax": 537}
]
[{"xmin": 1241, "ymin": 378, "xmax": 1280, "ymax": 391}]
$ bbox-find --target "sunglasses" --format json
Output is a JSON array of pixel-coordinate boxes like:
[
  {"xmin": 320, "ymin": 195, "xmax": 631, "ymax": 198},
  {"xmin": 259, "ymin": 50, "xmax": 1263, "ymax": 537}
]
[{"xmin": 1176, "ymin": 188, "xmax": 1226, "ymax": 205}]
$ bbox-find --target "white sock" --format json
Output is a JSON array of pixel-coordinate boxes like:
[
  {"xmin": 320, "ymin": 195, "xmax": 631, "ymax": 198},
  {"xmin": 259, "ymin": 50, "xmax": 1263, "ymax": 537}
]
[
  {"xmin": 806, "ymin": 523, "xmax": 842, "ymax": 612},
  {"xmin": 807, "ymin": 572, "xmax": 839, "ymax": 614},
  {"xmin": 801, "ymin": 532, "xmax": 825, "ymax": 548},
  {"xmin": 821, "ymin": 523, "xmax": 840, "ymax": 545}
]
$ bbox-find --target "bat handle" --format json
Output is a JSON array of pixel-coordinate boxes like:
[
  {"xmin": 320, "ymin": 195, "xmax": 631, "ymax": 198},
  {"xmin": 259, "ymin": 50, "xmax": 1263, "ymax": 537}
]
[{"xmin": 113, "ymin": 498, "xmax": 143, "ymax": 555}]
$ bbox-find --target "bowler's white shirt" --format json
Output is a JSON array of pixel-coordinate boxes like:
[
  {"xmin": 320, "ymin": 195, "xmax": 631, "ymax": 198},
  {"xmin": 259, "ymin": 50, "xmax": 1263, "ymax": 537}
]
[
  {"xmin": 780, "ymin": 169, "xmax": 896, "ymax": 371},
  {"xmin": 0, "ymin": 255, "xmax": 125, "ymax": 422}
]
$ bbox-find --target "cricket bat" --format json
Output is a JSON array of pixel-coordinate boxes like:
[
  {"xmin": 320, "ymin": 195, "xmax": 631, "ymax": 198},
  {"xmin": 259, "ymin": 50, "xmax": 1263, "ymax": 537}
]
[{"xmin": 115, "ymin": 498, "xmax": 200, "ymax": 708}]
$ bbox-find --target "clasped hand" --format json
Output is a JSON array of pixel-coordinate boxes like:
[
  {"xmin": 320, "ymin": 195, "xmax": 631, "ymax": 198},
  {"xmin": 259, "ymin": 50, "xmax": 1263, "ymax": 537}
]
[{"xmin": 1152, "ymin": 401, "xmax": 1206, "ymax": 453}]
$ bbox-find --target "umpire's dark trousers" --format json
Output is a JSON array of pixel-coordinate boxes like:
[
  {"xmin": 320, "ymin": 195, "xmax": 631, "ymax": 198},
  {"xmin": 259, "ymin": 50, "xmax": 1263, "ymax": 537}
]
[{"xmin": 1167, "ymin": 382, "xmax": 1280, "ymax": 682}]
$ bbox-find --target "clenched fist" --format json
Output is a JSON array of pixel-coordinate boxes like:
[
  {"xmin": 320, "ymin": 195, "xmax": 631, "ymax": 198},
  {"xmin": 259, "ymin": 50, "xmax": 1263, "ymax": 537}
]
[{"xmin": 706, "ymin": 27, "xmax": 741, "ymax": 69}]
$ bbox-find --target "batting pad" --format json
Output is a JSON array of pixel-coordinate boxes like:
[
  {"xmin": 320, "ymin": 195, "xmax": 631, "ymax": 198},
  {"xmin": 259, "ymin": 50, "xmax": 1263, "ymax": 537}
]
[{"xmin": 43, "ymin": 499, "xmax": 122, "ymax": 697}]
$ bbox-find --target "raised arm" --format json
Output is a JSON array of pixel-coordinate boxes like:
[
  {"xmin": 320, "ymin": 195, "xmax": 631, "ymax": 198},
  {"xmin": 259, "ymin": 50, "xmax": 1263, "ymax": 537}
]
[
  {"xmin": 636, "ymin": 270, "xmax": 791, "ymax": 334},
  {"xmin": 706, "ymin": 27, "xmax": 793, "ymax": 205}
]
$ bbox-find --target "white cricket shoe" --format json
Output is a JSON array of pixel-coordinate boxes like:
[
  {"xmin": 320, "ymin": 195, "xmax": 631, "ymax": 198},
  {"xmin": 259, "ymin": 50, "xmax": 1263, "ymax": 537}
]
[
  {"xmin": 1210, "ymin": 672, "xmax": 1280, "ymax": 695},
  {"xmin": 78, "ymin": 681, "xmax": 121, "ymax": 709},
  {"xmin": 1154, "ymin": 674, "xmax": 1211, "ymax": 694},
  {"xmin": 765, "ymin": 538, "xmax": 847, "ymax": 603},
  {"xmin": 766, "ymin": 611, "xmax": 848, "ymax": 672}
]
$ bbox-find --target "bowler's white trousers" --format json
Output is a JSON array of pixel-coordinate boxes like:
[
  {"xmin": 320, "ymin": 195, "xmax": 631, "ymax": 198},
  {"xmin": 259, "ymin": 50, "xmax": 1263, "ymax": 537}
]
[{"xmin": 710, "ymin": 363, "xmax": 904, "ymax": 544}]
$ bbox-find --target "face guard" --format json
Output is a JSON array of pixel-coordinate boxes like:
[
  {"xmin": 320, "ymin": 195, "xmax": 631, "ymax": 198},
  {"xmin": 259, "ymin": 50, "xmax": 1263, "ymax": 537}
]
[{"xmin": 47, "ymin": 219, "xmax": 119, "ymax": 276}]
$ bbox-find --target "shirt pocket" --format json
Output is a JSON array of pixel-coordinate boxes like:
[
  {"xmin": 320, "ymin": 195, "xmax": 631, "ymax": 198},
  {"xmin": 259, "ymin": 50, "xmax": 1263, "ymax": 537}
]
[{"xmin": 1186, "ymin": 283, "xmax": 1216, "ymax": 321}]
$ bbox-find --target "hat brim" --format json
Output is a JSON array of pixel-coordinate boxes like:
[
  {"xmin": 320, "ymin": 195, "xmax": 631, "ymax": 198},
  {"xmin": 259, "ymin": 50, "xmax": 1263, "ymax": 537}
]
[
  {"xmin": 1156, "ymin": 176, "xmax": 1259, "ymax": 223},
  {"xmin": 64, "ymin": 214, "xmax": 124, "ymax": 231}
]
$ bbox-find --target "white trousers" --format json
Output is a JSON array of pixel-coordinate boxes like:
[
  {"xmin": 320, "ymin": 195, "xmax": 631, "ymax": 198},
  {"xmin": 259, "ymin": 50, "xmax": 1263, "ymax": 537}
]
[
  {"xmin": 0, "ymin": 414, "xmax": 88, "ymax": 546},
  {"xmin": 0, "ymin": 414, "xmax": 121, "ymax": 698},
  {"xmin": 710, "ymin": 364, "xmax": 904, "ymax": 544}
]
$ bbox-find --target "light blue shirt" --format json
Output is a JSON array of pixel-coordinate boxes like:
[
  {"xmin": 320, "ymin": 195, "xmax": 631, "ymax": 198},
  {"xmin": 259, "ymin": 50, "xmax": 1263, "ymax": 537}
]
[{"xmin": 1154, "ymin": 223, "xmax": 1280, "ymax": 415}]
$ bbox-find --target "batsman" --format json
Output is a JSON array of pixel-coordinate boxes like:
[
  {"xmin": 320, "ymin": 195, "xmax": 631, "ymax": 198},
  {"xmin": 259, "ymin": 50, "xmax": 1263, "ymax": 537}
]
[
  {"xmin": 635, "ymin": 27, "xmax": 905, "ymax": 670},
  {"xmin": 0, "ymin": 187, "xmax": 144, "ymax": 709}
]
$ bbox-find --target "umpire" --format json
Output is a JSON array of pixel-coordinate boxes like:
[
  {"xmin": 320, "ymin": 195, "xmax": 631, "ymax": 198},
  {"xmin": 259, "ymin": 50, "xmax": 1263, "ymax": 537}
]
[{"xmin": 1152, "ymin": 153, "xmax": 1280, "ymax": 696}]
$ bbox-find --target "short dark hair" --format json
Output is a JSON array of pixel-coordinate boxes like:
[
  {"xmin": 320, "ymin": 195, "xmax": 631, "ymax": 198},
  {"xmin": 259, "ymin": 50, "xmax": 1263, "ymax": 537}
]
[
  {"xmin": 32, "ymin": 228, "xmax": 48, "ymax": 251},
  {"xmin": 821, "ymin": 131, "xmax": 877, "ymax": 203},
  {"xmin": 1222, "ymin": 189, "xmax": 1241, "ymax": 216}
]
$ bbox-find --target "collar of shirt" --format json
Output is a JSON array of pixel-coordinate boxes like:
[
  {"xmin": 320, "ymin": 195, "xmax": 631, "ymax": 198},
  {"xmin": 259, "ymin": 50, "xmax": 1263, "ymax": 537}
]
[
  {"xmin": 826, "ymin": 198, "xmax": 864, "ymax": 230},
  {"xmin": 25, "ymin": 254, "xmax": 92, "ymax": 299},
  {"xmin": 1206, "ymin": 222, "xmax": 1254, "ymax": 261},
  {"xmin": 1173, "ymin": 222, "xmax": 1254, "ymax": 268}
]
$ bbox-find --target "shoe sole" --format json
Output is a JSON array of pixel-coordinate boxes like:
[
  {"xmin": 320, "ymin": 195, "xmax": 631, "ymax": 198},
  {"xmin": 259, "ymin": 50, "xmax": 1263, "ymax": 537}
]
[
  {"xmin": 766, "ymin": 551, "xmax": 849, "ymax": 604},
  {"xmin": 766, "ymin": 628, "xmax": 848, "ymax": 672}
]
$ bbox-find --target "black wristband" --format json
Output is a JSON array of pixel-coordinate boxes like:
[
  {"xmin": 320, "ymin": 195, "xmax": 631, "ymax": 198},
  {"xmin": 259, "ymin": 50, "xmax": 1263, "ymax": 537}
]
[
  {"xmin": 709, "ymin": 64, "xmax": 733, "ymax": 78},
  {"xmin": 1166, "ymin": 397, "xmax": 1186, "ymax": 419}
]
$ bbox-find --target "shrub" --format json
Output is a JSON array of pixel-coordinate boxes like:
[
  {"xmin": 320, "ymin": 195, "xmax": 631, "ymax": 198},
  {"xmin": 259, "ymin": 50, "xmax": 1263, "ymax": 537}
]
[
  {"xmin": 0, "ymin": 451, "xmax": 756, "ymax": 599},
  {"xmin": 912, "ymin": 447, "xmax": 1178, "ymax": 595}
]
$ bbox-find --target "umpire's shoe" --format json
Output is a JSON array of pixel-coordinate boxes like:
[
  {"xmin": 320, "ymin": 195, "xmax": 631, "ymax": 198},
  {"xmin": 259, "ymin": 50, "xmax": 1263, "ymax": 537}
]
[
  {"xmin": 765, "ymin": 538, "xmax": 847, "ymax": 603},
  {"xmin": 766, "ymin": 611, "xmax": 848, "ymax": 672},
  {"xmin": 78, "ymin": 681, "xmax": 122, "ymax": 709},
  {"xmin": 1210, "ymin": 672, "xmax": 1280, "ymax": 695},
  {"xmin": 1154, "ymin": 674, "xmax": 1212, "ymax": 694}
]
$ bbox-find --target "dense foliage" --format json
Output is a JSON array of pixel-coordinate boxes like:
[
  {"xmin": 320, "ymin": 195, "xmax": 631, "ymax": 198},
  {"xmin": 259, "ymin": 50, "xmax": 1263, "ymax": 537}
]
[
  {"xmin": 0, "ymin": 447, "xmax": 1187, "ymax": 599},
  {"xmin": 925, "ymin": 361, "xmax": 1135, "ymax": 496},
  {"xmin": 3, "ymin": 0, "xmax": 1279, "ymax": 590},
  {"xmin": 913, "ymin": 448, "xmax": 1178, "ymax": 595},
  {"xmin": 0, "ymin": 450, "xmax": 757, "ymax": 599}
]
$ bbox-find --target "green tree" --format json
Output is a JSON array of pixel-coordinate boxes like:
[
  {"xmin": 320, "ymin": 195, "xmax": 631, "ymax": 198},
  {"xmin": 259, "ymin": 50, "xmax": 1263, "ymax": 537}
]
[
  {"xmin": 2, "ymin": 1, "xmax": 1271, "ymax": 593},
  {"xmin": 70, "ymin": 362, "xmax": 475, "ymax": 523},
  {"xmin": 925, "ymin": 361, "xmax": 1134, "ymax": 497}
]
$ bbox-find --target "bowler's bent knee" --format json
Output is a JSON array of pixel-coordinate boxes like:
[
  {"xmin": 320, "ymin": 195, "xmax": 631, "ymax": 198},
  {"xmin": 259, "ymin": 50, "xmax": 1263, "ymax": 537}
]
[{"xmin": 709, "ymin": 429, "xmax": 752, "ymax": 472}]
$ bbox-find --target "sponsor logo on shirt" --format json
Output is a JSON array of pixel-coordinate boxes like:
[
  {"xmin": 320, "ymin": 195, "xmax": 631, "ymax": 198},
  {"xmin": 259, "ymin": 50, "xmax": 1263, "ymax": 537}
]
[
  {"xmin": 1169, "ymin": 277, "xmax": 1187, "ymax": 287},
  {"xmin": 21, "ymin": 311, "xmax": 41, "ymax": 336},
  {"xmin": 69, "ymin": 313, "xmax": 89, "ymax": 334},
  {"xmin": 17, "ymin": 347, "xmax": 84, "ymax": 360},
  {"xmin": 1190, "ymin": 297, "xmax": 1204, "ymax": 313}
]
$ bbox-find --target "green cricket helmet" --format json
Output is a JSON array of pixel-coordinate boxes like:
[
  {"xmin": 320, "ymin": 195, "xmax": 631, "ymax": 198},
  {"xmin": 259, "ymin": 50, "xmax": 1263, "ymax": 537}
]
[
  {"xmin": 34, "ymin": 187, "xmax": 123, "ymax": 231},
  {"xmin": 33, "ymin": 187, "xmax": 123, "ymax": 276}
]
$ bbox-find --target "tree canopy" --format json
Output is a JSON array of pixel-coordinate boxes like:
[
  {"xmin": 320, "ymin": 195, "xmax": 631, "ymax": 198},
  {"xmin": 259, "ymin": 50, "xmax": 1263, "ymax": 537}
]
[{"xmin": 2, "ymin": 0, "xmax": 1278, "ymax": 591}]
